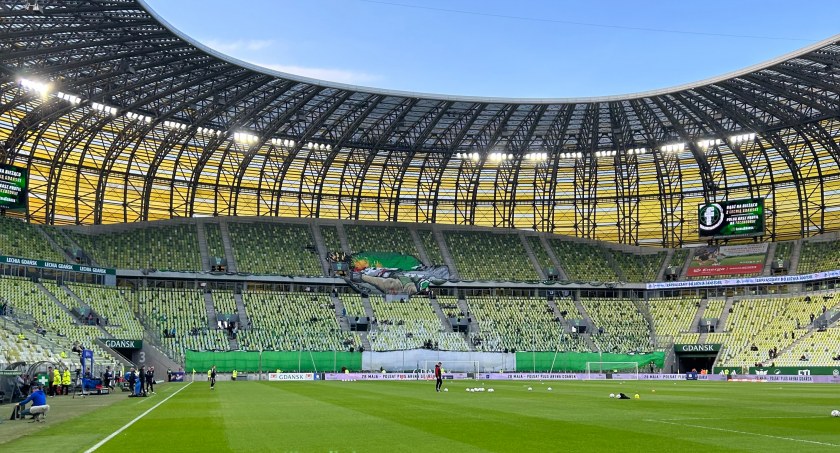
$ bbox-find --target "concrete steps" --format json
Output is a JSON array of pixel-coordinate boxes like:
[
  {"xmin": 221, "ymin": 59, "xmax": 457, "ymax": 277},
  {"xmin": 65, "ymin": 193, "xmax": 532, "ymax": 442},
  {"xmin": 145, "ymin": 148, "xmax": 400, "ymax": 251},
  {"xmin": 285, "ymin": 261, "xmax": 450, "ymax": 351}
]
[
  {"xmin": 203, "ymin": 292, "xmax": 217, "ymax": 329},
  {"xmin": 332, "ymin": 295, "xmax": 351, "ymax": 332},
  {"xmin": 428, "ymin": 297, "xmax": 454, "ymax": 333},
  {"xmin": 310, "ymin": 223, "xmax": 331, "ymax": 275},
  {"xmin": 218, "ymin": 220, "xmax": 238, "ymax": 272},
  {"xmin": 409, "ymin": 228, "xmax": 431, "ymax": 266},
  {"xmin": 195, "ymin": 222, "xmax": 211, "ymax": 271},
  {"xmin": 691, "ymin": 299, "xmax": 708, "ymax": 333},
  {"xmin": 656, "ymin": 249, "xmax": 674, "ymax": 282},
  {"xmin": 434, "ymin": 229, "xmax": 460, "ymax": 279},
  {"xmin": 539, "ymin": 236, "xmax": 568, "ymax": 280},
  {"xmin": 233, "ymin": 293, "xmax": 250, "ymax": 328},
  {"xmin": 520, "ymin": 233, "xmax": 547, "ymax": 280}
]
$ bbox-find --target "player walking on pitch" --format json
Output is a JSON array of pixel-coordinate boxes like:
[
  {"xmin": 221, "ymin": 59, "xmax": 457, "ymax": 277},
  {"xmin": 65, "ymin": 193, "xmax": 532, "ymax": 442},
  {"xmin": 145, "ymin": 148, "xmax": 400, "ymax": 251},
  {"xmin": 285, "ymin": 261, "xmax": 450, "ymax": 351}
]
[
  {"xmin": 209, "ymin": 366, "xmax": 217, "ymax": 390},
  {"xmin": 434, "ymin": 362, "xmax": 443, "ymax": 392}
]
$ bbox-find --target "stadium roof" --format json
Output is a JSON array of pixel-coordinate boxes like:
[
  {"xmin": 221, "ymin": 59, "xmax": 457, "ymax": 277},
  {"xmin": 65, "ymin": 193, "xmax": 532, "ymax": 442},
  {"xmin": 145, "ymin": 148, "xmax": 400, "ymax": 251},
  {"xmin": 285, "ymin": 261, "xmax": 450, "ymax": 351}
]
[{"xmin": 2, "ymin": 0, "xmax": 840, "ymax": 246}]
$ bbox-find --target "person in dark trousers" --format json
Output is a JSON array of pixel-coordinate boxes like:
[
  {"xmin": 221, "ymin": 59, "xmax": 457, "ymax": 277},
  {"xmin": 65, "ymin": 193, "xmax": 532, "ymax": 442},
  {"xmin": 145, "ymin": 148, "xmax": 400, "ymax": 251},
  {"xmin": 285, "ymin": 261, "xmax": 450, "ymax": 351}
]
[
  {"xmin": 17, "ymin": 384, "xmax": 49, "ymax": 422},
  {"xmin": 210, "ymin": 366, "xmax": 217, "ymax": 390},
  {"xmin": 146, "ymin": 367, "xmax": 155, "ymax": 394},
  {"xmin": 127, "ymin": 367, "xmax": 137, "ymax": 396},
  {"xmin": 434, "ymin": 362, "xmax": 443, "ymax": 392},
  {"xmin": 138, "ymin": 366, "xmax": 147, "ymax": 396}
]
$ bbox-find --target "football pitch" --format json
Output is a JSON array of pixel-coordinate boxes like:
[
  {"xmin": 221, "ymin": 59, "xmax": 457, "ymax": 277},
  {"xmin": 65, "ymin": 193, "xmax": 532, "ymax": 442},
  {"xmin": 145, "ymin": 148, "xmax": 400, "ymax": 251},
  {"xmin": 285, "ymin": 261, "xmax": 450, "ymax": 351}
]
[{"xmin": 2, "ymin": 379, "xmax": 839, "ymax": 452}]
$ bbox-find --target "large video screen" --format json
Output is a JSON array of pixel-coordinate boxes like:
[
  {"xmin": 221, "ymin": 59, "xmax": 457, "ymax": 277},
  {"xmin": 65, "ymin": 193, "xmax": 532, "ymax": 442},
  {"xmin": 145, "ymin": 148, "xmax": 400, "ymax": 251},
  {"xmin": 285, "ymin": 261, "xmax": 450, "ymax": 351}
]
[
  {"xmin": 0, "ymin": 164, "xmax": 28, "ymax": 210},
  {"xmin": 698, "ymin": 198, "xmax": 764, "ymax": 239}
]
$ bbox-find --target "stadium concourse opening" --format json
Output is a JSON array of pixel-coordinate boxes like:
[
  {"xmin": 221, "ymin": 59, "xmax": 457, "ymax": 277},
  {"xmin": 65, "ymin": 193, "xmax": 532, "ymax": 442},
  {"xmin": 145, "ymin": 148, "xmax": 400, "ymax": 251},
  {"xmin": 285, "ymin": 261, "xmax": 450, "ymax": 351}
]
[{"xmin": 674, "ymin": 343, "xmax": 720, "ymax": 373}]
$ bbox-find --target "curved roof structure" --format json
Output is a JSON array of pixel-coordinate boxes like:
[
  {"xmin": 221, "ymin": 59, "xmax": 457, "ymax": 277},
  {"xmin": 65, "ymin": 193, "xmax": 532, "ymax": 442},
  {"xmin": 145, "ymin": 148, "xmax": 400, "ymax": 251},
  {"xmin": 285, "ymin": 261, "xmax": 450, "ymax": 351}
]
[{"xmin": 1, "ymin": 0, "xmax": 840, "ymax": 247}]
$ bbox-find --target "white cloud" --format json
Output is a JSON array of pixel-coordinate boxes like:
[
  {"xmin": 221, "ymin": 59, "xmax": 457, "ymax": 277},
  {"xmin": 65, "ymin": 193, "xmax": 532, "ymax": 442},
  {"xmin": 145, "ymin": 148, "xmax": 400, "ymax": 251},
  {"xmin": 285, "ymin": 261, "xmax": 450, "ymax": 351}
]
[
  {"xmin": 255, "ymin": 63, "xmax": 382, "ymax": 86},
  {"xmin": 203, "ymin": 39, "xmax": 275, "ymax": 53}
]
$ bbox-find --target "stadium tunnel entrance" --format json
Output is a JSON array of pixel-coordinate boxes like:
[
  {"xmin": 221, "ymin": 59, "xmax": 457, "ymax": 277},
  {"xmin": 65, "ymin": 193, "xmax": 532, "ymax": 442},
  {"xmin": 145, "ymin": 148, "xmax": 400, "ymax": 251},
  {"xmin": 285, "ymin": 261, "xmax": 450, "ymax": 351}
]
[{"xmin": 674, "ymin": 344, "xmax": 721, "ymax": 373}]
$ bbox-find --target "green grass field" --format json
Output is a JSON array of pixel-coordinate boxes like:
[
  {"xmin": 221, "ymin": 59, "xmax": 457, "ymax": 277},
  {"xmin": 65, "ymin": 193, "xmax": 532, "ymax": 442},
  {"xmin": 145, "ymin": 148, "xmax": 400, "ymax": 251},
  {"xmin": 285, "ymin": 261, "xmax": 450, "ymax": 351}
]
[{"xmin": 2, "ymin": 379, "xmax": 840, "ymax": 452}]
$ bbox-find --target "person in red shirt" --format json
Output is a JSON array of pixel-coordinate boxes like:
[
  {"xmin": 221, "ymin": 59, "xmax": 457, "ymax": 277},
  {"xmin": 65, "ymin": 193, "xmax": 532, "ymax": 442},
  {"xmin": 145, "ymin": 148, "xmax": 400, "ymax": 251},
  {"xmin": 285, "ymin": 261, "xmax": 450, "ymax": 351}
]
[{"xmin": 434, "ymin": 362, "xmax": 443, "ymax": 392}]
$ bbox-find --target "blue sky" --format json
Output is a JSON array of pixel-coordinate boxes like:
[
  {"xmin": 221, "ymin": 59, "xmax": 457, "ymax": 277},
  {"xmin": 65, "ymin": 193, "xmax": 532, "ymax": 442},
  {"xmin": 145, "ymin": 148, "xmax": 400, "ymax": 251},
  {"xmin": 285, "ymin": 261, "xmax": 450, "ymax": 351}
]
[{"xmin": 143, "ymin": 0, "xmax": 840, "ymax": 99}]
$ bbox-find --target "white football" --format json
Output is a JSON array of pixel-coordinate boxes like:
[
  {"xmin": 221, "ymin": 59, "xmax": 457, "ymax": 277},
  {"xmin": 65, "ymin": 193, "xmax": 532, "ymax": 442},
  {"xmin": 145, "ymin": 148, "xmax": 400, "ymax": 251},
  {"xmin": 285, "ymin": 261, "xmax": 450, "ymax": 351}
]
[
  {"xmin": 466, "ymin": 388, "xmax": 471, "ymax": 392},
  {"xmin": 832, "ymin": 410, "xmax": 839, "ymax": 417},
  {"xmin": 609, "ymin": 393, "xmax": 615, "ymax": 398},
  {"xmin": 488, "ymin": 388, "xmax": 494, "ymax": 392},
  {"xmin": 547, "ymin": 387, "xmax": 552, "ymax": 391},
  {"xmin": 443, "ymin": 388, "xmax": 448, "ymax": 392},
  {"xmin": 528, "ymin": 387, "xmax": 533, "ymax": 391}
]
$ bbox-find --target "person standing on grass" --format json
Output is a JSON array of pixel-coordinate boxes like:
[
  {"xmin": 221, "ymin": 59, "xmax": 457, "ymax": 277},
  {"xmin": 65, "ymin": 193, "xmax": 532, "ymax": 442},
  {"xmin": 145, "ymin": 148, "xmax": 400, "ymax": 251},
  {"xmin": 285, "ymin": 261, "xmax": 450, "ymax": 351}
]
[
  {"xmin": 138, "ymin": 366, "xmax": 147, "ymax": 396},
  {"xmin": 146, "ymin": 367, "xmax": 155, "ymax": 394},
  {"xmin": 62, "ymin": 368, "xmax": 71, "ymax": 396},
  {"xmin": 434, "ymin": 362, "xmax": 443, "ymax": 392},
  {"xmin": 210, "ymin": 366, "xmax": 217, "ymax": 390}
]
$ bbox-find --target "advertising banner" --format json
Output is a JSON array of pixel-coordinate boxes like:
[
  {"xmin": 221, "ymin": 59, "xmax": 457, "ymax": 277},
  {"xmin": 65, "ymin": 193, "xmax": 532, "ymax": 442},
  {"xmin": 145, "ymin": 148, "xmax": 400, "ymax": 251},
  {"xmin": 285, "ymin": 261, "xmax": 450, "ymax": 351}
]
[
  {"xmin": 324, "ymin": 373, "xmax": 467, "ymax": 381},
  {"xmin": 647, "ymin": 268, "xmax": 840, "ymax": 290},
  {"xmin": 101, "ymin": 339, "xmax": 142, "ymax": 349},
  {"xmin": 478, "ymin": 373, "xmax": 578, "ymax": 380},
  {"xmin": 0, "ymin": 255, "xmax": 115, "ymax": 275},
  {"xmin": 267, "ymin": 373, "xmax": 315, "ymax": 381},
  {"xmin": 674, "ymin": 344, "xmax": 721, "ymax": 353},
  {"xmin": 687, "ymin": 243, "xmax": 767, "ymax": 277}
]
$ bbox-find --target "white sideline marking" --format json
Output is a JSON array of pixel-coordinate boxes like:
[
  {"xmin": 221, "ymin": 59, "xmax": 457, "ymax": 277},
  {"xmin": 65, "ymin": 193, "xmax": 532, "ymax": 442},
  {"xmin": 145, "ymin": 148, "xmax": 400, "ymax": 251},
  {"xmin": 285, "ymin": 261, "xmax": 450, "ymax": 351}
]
[
  {"xmin": 646, "ymin": 419, "xmax": 840, "ymax": 447},
  {"xmin": 84, "ymin": 383, "xmax": 192, "ymax": 452},
  {"xmin": 656, "ymin": 415, "xmax": 826, "ymax": 421}
]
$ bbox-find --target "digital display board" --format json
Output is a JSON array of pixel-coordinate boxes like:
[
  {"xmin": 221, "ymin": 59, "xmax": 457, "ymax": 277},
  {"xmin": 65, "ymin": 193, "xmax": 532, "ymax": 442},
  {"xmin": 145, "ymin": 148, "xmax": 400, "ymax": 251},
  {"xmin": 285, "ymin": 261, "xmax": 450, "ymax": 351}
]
[
  {"xmin": 0, "ymin": 164, "xmax": 27, "ymax": 210},
  {"xmin": 698, "ymin": 198, "xmax": 764, "ymax": 239}
]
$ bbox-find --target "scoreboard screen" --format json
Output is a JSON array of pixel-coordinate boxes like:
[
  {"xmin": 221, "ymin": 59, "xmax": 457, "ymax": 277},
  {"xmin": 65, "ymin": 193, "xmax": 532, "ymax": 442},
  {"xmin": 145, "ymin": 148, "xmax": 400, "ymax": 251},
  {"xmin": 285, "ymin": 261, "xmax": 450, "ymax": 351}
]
[
  {"xmin": 0, "ymin": 164, "xmax": 27, "ymax": 210},
  {"xmin": 698, "ymin": 198, "xmax": 764, "ymax": 239}
]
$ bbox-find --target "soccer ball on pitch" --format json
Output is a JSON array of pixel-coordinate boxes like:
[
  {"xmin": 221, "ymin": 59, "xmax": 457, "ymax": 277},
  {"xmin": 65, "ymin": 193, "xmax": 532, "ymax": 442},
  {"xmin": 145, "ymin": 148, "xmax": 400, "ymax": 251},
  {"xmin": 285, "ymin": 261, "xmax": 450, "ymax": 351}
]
[
  {"xmin": 609, "ymin": 393, "xmax": 615, "ymax": 398},
  {"xmin": 488, "ymin": 388, "xmax": 494, "ymax": 393},
  {"xmin": 634, "ymin": 394, "xmax": 640, "ymax": 399},
  {"xmin": 443, "ymin": 388, "xmax": 448, "ymax": 392},
  {"xmin": 547, "ymin": 387, "xmax": 552, "ymax": 391},
  {"xmin": 528, "ymin": 387, "xmax": 533, "ymax": 391},
  {"xmin": 831, "ymin": 410, "xmax": 839, "ymax": 417}
]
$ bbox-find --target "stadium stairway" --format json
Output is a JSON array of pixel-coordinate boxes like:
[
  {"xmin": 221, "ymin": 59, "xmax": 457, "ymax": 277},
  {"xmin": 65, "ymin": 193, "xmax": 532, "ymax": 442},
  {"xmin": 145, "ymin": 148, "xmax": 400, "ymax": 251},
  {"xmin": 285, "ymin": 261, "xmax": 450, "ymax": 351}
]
[
  {"xmin": 761, "ymin": 242, "xmax": 778, "ymax": 276},
  {"xmin": 630, "ymin": 298, "xmax": 656, "ymax": 342},
  {"xmin": 546, "ymin": 299, "xmax": 571, "ymax": 332},
  {"xmin": 433, "ymin": 229, "xmax": 460, "ymax": 280},
  {"xmin": 519, "ymin": 234, "xmax": 547, "ymax": 280},
  {"xmin": 34, "ymin": 225, "xmax": 73, "ymax": 263},
  {"xmin": 195, "ymin": 222, "xmax": 211, "ymax": 271},
  {"xmin": 602, "ymin": 249, "xmax": 625, "ymax": 282},
  {"xmin": 409, "ymin": 228, "xmax": 432, "ymax": 266},
  {"xmin": 331, "ymin": 295, "xmax": 351, "ymax": 331},
  {"xmin": 234, "ymin": 293, "xmax": 250, "ymax": 328},
  {"xmin": 336, "ymin": 223, "xmax": 351, "ymax": 254},
  {"xmin": 679, "ymin": 248, "xmax": 696, "ymax": 280},
  {"xmin": 572, "ymin": 299, "xmax": 595, "ymax": 333},
  {"xmin": 56, "ymin": 228, "xmax": 97, "ymax": 266},
  {"xmin": 310, "ymin": 223, "xmax": 331, "ymax": 275},
  {"xmin": 789, "ymin": 240, "xmax": 803, "ymax": 274},
  {"xmin": 655, "ymin": 249, "xmax": 674, "ymax": 281},
  {"xmin": 717, "ymin": 297, "xmax": 737, "ymax": 332},
  {"xmin": 539, "ymin": 236, "xmax": 568, "ymax": 280},
  {"xmin": 691, "ymin": 299, "xmax": 709, "ymax": 333},
  {"xmin": 218, "ymin": 220, "xmax": 238, "ymax": 272},
  {"xmin": 228, "ymin": 337, "xmax": 238, "ymax": 351},
  {"xmin": 59, "ymin": 285, "xmax": 113, "ymax": 339},
  {"xmin": 456, "ymin": 298, "xmax": 479, "ymax": 333},
  {"xmin": 428, "ymin": 297, "xmax": 454, "ymax": 333},
  {"xmin": 203, "ymin": 292, "xmax": 217, "ymax": 329},
  {"xmin": 361, "ymin": 296, "xmax": 376, "ymax": 320}
]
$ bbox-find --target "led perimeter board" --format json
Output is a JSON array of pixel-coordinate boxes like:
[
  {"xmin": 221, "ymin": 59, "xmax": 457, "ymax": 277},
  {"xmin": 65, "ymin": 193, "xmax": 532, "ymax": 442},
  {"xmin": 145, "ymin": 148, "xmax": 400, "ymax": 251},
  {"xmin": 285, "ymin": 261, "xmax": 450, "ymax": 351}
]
[
  {"xmin": 0, "ymin": 164, "xmax": 27, "ymax": 210},
  {"xmin": 698, "ymin": 198, "xmax": 764, "ymax": 239}
]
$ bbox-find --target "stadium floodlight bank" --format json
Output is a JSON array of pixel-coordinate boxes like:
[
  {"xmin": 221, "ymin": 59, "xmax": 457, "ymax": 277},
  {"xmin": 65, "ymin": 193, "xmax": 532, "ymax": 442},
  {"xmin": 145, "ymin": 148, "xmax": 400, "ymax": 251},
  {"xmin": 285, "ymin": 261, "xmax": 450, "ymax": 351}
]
[
  {"xmin": 585, "ymin": 362, "xmax": 639, "ymax": 379},
  {"xmin": 422, "ymin": 360, "xmax": 481, "ymax": 375}
]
